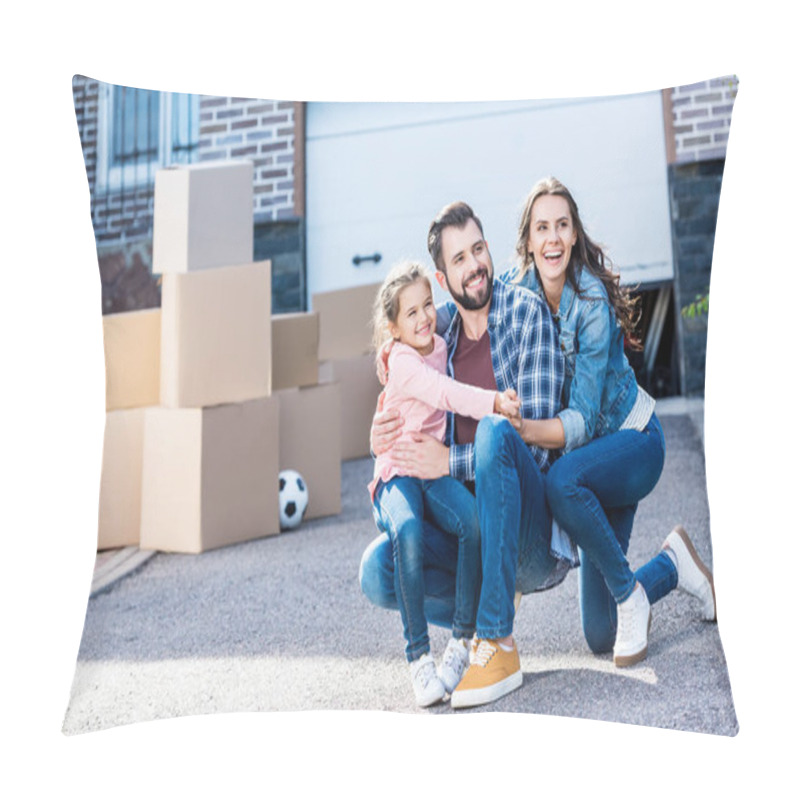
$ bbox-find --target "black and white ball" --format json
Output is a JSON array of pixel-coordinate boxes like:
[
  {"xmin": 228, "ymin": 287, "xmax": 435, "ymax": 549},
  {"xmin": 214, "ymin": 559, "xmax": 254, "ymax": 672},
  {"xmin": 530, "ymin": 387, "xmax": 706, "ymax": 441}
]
[{"xmin": 279, "ymin": 469, "xmax": 309, "ymax": 530}]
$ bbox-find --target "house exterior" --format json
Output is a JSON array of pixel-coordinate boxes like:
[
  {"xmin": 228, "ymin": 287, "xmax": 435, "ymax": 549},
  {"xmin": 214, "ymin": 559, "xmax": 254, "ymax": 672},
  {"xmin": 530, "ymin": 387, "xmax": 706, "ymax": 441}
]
[
  {"xmin": 71, "ymin": 74, "xmax": 736, "ymax": 398},
  {"xmin": 662, "ymin": 77, "xmax": 737, "ymax": 396},
  {"xmin": 71, "ymin": 76, "xmax": 305, "ymax": 314}
]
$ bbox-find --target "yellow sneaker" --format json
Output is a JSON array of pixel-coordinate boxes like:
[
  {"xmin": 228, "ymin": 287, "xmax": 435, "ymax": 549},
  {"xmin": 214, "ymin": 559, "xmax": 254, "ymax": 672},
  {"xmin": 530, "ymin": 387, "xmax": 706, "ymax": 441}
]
[{"xmin": 450, "ymin": 638, "xmax": 523, "ymax": 709}]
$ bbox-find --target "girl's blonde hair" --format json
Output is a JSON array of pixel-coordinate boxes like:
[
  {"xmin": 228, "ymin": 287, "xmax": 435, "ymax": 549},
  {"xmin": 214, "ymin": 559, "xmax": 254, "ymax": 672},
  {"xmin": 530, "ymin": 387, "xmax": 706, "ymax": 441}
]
[{"xmin": 372, "ymin": 260, "xmax": 433, "ymax": 352}]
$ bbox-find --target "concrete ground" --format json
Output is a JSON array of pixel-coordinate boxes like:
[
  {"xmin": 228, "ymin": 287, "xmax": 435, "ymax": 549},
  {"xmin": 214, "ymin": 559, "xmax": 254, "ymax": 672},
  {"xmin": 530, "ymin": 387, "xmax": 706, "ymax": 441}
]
[{"xmin": 62, "ymin": 399, "xmax": 737, "ymax": 736}]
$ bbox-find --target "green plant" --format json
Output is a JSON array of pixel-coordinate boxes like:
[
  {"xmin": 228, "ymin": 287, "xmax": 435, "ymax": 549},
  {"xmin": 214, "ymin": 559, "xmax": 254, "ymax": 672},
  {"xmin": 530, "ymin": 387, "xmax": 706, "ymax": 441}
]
[{"xmin": 681, "ymin": 293, "xmax": 709, "ymax": 319}]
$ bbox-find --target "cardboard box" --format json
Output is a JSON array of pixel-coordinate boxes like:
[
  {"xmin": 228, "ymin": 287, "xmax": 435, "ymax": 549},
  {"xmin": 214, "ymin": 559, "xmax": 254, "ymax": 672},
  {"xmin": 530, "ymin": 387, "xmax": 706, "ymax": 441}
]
[
  {"xmin": 152, "ymin": 160, "xmax": 254, "ymax": 274},
  {"xmin": 272, "ymin": 312, "xmax": 320, "ymax": 391},
  {"xmin": 103, "ymin": 308, "xmax": 161, "ymax": 411},
  {"xmin": 318, "ymin": 354, "xmax": 382, "ymax": 460},
  {"xmin": 160, "ymin": 261, "xmax": 272, "ymax": 408},
  {"xmin": 97, "ymin": 407, "xmax": 148, "ymax": 550},
  {"xmin": 312, "ymin": 282, "xmax": 382, "ymax": 360},
  {"xmin": 140, "ymin": 396, "xmax": 280, "ymax": 553},
  {"xmin": 276, "ymin": 383, "xmax": 341, "ymax": 520}
]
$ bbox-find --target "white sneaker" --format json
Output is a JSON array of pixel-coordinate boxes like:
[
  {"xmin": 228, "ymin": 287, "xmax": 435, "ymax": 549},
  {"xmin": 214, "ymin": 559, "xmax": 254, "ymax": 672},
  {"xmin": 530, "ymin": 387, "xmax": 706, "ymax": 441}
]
[
  {"xmin": 438, "ymin": 637, "xmax": 469, "ymax": 694},
  {"xmin": 663, "ymin": 525, "xmax": 716, "ymax": 621},
  {"xmin": 613, "ymin": 582, "xmax": 651, "ymax": 667},
  {"xmin": 409, "ymin": 653, "xmax": 446, "ymax": 707}
]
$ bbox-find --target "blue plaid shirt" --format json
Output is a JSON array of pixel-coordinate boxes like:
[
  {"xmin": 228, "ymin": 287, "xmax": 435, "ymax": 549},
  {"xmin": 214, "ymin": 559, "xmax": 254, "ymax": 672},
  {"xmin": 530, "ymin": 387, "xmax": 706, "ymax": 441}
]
[{"xmin": 439, "ymin": 279, "xmax": 564, "ymax": 482}]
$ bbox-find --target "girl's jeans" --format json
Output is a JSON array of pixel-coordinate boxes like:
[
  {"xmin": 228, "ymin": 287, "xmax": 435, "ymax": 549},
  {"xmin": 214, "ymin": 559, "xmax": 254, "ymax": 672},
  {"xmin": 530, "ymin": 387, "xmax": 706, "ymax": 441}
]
[
  {"xmin": 372, "ymin": 475, "xmax": 481, "ymax": 662},
  {"xmin": 546, "ymin": 413, "xmax": 678, "ymax": 653},
  {"xmin": 362, "ymin": 417, "xmax": 557, "ymax": 645}
]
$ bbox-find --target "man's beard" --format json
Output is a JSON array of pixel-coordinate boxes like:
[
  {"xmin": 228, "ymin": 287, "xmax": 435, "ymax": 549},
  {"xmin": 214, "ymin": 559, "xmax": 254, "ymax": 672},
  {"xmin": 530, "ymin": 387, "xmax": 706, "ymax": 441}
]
[{"xmin": 445, "ymin": 265, "xmax": 493, "ymax": 311}]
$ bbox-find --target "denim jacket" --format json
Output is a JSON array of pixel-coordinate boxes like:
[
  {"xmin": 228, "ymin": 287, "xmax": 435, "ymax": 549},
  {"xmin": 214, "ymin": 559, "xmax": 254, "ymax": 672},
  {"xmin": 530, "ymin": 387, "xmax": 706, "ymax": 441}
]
[{"xmin": 504, "ymin": 266, "xmax": 640, "ymax": 454}]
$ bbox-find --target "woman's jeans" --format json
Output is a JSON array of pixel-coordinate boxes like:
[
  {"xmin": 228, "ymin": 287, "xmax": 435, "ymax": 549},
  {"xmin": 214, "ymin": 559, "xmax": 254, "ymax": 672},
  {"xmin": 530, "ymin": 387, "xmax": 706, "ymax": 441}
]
[
  {"xmin": 372, "ymin": 475, "xmax": 481, "ymax": 662},
  {"xmin": 546, "ymin": 414, "xmax": 678, "ymax": 653},
  {"xmin": 362, "ymin": 417, "xmax": 557, "ymax": 646}
]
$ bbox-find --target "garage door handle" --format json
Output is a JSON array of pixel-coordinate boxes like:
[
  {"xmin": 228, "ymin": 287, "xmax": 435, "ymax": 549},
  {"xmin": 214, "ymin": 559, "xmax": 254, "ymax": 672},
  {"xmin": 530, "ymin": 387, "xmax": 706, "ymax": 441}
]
[{"xmin": 352, "ymin": 252, "xmax": 382, "ymax": 267}]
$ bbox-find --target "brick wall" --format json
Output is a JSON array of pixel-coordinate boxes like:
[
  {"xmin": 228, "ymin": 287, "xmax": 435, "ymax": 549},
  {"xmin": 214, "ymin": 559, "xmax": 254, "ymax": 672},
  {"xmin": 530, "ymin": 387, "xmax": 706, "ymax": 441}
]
[
  {"xmin": 665, "ymin": 76, "xmax": 738, "ymax": 164},
  {"xmin": 197, "ymin": 96, "xmax": 299, "ymax": 225},
  {"xmin": 663, "ymin": 75, "xmax": 736, "ymax": 397},
  {"xmin": 72, "ymin": 77, "xmax": 99, "ymax": 210}
]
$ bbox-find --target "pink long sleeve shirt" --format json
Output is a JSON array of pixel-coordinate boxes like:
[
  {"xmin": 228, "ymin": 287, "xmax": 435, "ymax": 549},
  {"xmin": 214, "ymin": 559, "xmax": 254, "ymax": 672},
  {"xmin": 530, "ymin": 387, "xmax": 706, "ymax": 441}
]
[{"xmin": 369, "ymin": 335, "xmax": 497, "ymax": 500}]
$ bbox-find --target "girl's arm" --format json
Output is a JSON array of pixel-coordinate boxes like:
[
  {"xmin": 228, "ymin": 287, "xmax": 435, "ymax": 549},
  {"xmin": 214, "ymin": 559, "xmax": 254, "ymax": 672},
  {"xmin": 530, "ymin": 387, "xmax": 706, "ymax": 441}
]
[{"xmin": 389, "ymin": 345, "xmax": 514, "ymax": 421}]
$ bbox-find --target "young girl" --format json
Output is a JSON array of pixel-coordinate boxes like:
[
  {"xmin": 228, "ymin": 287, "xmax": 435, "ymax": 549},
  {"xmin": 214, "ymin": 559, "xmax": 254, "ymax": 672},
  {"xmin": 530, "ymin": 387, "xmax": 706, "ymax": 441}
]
[
  {"xmin": 506, "ymin": 177, "xmax": 716, "ymax": 667},
  {"xmin": 369, "ymin": 260, "xmax": 519, "ymax": 707}
]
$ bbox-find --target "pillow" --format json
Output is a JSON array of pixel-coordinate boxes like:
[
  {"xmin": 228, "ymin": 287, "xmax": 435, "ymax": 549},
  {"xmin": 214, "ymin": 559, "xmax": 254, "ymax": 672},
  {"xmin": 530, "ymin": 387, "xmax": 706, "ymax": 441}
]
[
  {"xmin": 57, "ymin": 73, "xmax": 738, "ymax": 792},
  {"xmin": 64, "ymin": 75, "xmax": 737, "ymax": 742}
]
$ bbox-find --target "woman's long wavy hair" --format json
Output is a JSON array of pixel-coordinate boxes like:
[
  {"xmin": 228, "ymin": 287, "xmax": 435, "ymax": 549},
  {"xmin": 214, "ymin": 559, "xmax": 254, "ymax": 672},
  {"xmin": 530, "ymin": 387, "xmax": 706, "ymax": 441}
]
[{"xmin": 514, "ymin": 177, "xmax": 641, "ymax": 349}]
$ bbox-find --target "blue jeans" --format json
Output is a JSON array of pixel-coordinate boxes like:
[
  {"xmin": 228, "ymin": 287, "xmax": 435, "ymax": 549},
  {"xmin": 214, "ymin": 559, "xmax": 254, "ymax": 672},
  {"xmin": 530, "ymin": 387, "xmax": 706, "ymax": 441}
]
[
  {"xmin": 361, "ymin": 418, "xmax": 557, "ymax": 644},
  {"xmin": 372, "ymin": 475, "xmax": 481, "ymax": 661},
  {"xmin": 546, "ymin": 414, "xmax": 678, "ymax": 653},
  {"xmin": 473, "ymin": 416, "xmax": 557, "ymax": 639}
]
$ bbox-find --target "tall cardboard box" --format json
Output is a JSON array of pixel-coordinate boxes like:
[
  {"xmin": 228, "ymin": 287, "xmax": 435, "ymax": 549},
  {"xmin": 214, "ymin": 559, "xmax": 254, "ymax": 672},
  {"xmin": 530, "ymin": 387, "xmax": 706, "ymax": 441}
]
[
  {"xmin": 276, "ymin": 383, "xmax": 342, "ymax": 519},
  {"xmin": 140, "ymin": 396, "xmax": 280, "ymax": 553},
  {"xmin": 152, "ymin": 160, "xmax": 254, "ymax": 274},
  {"xmin": 97, "ymin": 407, "xmax": 148, "ymax": 549},
  {"xmin": 312, "ymin": 282, "xmax": 382, "ymax": 360},
  {"xmin": 318, "ymin": 354, "xmax": 382, "ymax": 460},
  {"xmin": 103, "ymin": 308, "xmax": 161, "ymax": 411},
  {"xmin": 160, "ymin": 261, "xmax": 272, "ymax": 408},
  {"xmin": 272, "ymin": 312, "xmax": 320, "ymax": 391}
]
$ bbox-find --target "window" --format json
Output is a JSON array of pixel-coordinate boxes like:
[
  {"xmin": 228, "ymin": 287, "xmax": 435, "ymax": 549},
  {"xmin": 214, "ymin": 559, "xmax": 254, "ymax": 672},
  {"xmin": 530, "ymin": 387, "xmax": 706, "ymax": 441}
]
[{"xmin": 96, "ymin": 84, "xmax": 199, "ymax": 193}]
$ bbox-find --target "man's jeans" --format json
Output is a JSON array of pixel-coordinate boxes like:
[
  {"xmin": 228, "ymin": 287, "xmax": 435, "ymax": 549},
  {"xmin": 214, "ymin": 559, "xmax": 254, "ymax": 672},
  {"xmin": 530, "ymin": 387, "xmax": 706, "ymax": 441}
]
[
  {"xmin": 546, "ymin": 414, "xmax": 678, "ymax": 653},
  {"xmin": 372, "ymin": 475, "xmax": 481, "ymax": 662},
  {"xmin": 473, "ymin": 416, "xmax": 557, "ymax": 639},
  {"xmin": 361, "ymin": 416, "xmax": 556, "ymax": 644}
]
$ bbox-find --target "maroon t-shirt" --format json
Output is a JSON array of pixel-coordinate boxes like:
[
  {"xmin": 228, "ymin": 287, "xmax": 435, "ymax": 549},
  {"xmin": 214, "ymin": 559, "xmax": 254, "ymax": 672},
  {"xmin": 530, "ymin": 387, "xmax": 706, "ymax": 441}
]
[{"xmin": 452, "ymin": 328, "xmax": 497, "ymax": 445}]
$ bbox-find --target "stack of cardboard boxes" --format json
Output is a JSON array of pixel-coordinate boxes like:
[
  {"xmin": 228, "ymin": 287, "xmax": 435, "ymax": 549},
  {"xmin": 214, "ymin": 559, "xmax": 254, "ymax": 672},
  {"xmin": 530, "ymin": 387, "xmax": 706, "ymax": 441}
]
[
  {"xmin": 97, "ymin": 160, "xmax": 384, "ymax": 556},
  {"xmin": 98, "ymin": 162, "xmax": 341, "ymax": 553},
  {"xmin": 313, "ymin": 282, "xmax": 383, "ymax": 461}
]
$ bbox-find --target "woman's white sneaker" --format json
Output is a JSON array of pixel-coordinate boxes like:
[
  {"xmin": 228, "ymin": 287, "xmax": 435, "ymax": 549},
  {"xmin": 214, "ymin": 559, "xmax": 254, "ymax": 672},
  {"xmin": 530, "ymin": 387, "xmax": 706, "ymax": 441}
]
[
  {"xmin": 613, "ymin": 582, "xmax": 651, "ymax": 667},
  {"xmin": 438, "ymin": 637, "xmax": 470, "ymax": 694},
  {"xmin": 663, "ymin": 525, "xmax": 716, "ymax": 621},
  {"xmin": 409, "ymin": 653, "xmax": 446, "ymax": 707}
]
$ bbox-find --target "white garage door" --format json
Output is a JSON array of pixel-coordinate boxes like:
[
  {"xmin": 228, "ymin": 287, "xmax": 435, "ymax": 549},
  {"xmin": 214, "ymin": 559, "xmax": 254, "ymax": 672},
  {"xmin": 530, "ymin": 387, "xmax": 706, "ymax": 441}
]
[{"xmin": 305, "ymin": 94, "xmax": 674, "ymax": 306}]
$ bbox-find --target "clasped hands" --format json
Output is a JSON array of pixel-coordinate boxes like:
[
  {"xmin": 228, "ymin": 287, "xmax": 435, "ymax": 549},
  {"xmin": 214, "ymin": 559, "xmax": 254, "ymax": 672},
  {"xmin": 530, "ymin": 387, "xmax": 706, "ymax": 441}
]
[{"xmin": 372, "ymin": 344, "xmax": 522, "ymax": 479}]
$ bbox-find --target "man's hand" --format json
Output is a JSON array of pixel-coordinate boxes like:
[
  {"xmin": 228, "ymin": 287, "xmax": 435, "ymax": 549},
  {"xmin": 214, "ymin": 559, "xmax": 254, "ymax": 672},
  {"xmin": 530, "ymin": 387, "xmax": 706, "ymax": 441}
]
[
  {"xmin": 375, "ymin": 340, "xmax": 394, "ymax": 386},
  {"xmin": 391, "ymin": 433, "xmax": 450, "ymax": 480},
  {"xmin": 371, "ymin": 405, "xmax": 403, "ymax": 456}
]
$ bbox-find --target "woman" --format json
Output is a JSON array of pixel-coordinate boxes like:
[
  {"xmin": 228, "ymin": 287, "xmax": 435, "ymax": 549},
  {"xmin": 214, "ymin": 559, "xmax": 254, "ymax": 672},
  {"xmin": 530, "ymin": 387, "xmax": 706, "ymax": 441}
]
[{"xmin": 506, "ymin": 177, "xmax": 716, "ymax": 666}]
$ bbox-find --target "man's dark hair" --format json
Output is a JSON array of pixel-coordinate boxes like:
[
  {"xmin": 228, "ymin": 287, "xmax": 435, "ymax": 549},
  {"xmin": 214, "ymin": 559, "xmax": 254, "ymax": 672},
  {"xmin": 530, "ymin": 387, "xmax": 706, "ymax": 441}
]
[{"xmin": 427, "ymin": 201, "xmax": 484, "ymax": 272}]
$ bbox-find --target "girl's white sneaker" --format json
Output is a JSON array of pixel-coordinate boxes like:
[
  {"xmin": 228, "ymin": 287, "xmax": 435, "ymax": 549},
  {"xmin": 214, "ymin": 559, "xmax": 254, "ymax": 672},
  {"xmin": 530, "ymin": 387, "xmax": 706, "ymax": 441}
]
[
  {"xmin": 409, "ymin": 653, "xmax": 446, "ymax": 707},
  {"xmin": 438, "ymin": 637, "xmax": 470, "ymax": 694}
]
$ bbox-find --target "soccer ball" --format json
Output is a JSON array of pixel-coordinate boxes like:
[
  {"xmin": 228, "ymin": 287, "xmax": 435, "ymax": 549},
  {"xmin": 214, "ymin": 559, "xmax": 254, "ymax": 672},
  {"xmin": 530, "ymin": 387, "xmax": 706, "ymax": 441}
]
[{"xmin": 279, "ymin": 469, "xmax": 309, "ymax": 530}]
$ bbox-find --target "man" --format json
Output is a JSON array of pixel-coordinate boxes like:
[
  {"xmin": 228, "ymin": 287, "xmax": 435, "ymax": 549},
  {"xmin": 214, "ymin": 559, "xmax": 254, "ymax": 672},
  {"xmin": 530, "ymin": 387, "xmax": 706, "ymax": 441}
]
[{"xmin": 360, "ymin": 201, "xmax": 571, "ymax": 708}]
